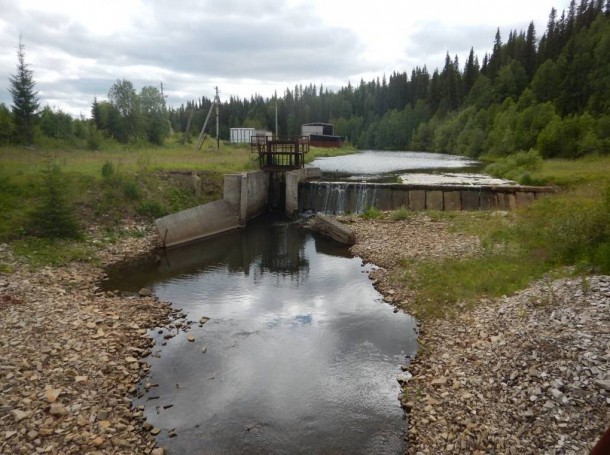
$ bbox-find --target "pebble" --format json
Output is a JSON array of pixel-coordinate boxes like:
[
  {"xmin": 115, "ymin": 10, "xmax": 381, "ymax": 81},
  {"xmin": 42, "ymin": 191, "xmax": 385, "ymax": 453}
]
[
  {"xmin": 0, "ymin": 227, "xmax": 172, "ymax": 454},
  {"xmin": 346, "ymin": 215, "xmax": 610, "ymax": 454}
]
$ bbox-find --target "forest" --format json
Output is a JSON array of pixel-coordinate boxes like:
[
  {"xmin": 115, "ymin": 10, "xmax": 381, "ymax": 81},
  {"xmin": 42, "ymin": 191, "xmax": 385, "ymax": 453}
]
[
  {"xmin": 2, "ymin": 0, "xmax": 609, "ymax": 161},
  {"xmin": 168, "ymin": 0, "xmax": 610, "ymax": 159}
]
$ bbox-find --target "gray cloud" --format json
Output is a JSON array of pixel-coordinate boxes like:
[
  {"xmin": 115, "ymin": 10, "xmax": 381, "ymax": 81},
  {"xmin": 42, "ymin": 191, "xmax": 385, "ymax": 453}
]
[{"xmin": 0, "ymin": 0, "xmax": 368, "ymax": 114}]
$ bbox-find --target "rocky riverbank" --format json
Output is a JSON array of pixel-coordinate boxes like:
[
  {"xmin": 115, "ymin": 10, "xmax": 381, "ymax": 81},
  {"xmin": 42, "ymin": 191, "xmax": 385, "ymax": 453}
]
[
  {"xmin": 0, "ymin": 223, "xmax": 173, "ymax": 455},
  {"xmin": 346, "ymin": 214, "xmax": 610, "ymax": 454},
  {"xmin": 2, "ymin": 214, "xmax": 608, "ymax": 454}
]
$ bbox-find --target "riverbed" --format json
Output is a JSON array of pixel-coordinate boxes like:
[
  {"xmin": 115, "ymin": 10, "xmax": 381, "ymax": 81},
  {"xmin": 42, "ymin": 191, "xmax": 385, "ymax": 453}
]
[{"xmin": 103, "ymin": 217, "xmax": 417, "ymax": 454}]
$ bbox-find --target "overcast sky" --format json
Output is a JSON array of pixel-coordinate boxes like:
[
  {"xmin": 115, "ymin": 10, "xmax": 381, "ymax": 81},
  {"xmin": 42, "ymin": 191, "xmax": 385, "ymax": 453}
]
[{"xmin": 0, "ymin": 0, "xmax": 570, "ymax": 117}]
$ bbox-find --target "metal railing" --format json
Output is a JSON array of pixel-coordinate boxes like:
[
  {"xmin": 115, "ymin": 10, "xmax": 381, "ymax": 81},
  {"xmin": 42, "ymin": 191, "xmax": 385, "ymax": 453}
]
[{"xmin": 250, "ymin": 136, "xmax": 310, "ymax": 170}]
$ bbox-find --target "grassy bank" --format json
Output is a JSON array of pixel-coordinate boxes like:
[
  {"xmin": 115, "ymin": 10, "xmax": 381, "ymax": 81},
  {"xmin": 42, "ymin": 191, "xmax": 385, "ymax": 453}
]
[
  {"xmin": 383, "ymin": 155, "xmax": 610, "ymax": 319},
  {"xmin": 0, "ymin": 136, "xmax": 355, "ymax": 267}
]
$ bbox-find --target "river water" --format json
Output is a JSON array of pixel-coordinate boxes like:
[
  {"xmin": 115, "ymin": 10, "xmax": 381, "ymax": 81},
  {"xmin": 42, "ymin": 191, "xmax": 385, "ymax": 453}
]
[
  {"xmin": 104, "ymin": 217, "xmax": 417, "ymax": 454},
  {"xmin": 310, "ymin": 150, "xmax": 480, "ymax": 182}
]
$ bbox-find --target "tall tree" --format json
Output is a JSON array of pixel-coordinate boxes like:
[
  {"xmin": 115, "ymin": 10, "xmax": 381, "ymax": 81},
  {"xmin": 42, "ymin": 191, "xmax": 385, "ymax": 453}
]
[{"xmin": 8, "ymin": 37, "xmax": 39, "ymax": 144}]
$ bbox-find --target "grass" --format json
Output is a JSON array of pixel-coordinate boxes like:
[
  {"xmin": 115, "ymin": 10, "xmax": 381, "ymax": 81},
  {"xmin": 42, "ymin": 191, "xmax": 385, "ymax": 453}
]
[
  {"xmin": 0, "ymin": 134, "xmax": 357, "ymax": 266},
  {"xmin": 394, "ymin": 155, "xmax": 610, "ymax": 319},
  {"xmin": 11, "ymin": 237, "xmax": 96, "ymax": 268}
]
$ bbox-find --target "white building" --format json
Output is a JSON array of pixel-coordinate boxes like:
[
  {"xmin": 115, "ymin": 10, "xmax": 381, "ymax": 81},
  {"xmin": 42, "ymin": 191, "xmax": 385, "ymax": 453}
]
[{"xmin": 230, "ymin": 128, "xmax": 272, "ymax": 144}]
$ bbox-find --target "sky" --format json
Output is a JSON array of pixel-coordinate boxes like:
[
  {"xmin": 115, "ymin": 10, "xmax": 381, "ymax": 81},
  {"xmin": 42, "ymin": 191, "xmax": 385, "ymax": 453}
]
[{"xmin": 0, "ymin": 0, "xmax": 571, "ymax": 118}]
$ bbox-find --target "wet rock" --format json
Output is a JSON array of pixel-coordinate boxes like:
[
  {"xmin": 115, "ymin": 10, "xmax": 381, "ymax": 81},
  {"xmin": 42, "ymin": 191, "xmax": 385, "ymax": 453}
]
[{"xmin": 138, "ymin": 288, "xmax": 153, "ymax": 297}]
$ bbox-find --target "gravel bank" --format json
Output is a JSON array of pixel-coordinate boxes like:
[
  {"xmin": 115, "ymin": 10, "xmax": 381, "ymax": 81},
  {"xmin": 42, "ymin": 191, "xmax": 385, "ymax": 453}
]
[
  {"xmin": 346, "ymin": 214, "xmax": 610, "ymax": 454},
  {"xmin": 0, "ymin": 224, "xmax": 172, "ymax": 455}
]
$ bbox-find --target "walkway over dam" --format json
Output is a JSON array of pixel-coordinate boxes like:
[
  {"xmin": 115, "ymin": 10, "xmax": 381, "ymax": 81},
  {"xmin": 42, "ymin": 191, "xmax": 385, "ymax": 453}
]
[{"xmin": 155, "ymin": 169, "xmax": 555, "ymax": 247}]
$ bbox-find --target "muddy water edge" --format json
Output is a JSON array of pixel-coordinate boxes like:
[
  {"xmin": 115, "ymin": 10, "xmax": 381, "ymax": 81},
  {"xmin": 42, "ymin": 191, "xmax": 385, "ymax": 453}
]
[{"xmin": 103, "ymin": 215, "xmax": 418, "ymax": 454}]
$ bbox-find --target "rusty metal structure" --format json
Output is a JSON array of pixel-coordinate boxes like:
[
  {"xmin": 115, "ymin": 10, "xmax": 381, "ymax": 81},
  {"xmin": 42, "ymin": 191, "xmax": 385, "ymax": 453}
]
[{"xmin": 251, "ymin": 135, "xmax": 309, "ymax": 171}]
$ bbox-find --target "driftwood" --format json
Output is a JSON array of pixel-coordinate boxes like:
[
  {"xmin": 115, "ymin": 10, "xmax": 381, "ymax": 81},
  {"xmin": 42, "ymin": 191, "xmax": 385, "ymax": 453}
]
[{"xmin": 310, "ymin": 213, "xmax": 355, "ymax": 245}]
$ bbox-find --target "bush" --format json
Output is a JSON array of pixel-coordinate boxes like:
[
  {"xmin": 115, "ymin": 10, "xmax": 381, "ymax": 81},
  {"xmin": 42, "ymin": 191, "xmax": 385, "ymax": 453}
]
[
  {"xmin": 390, "ymin": 206, "xmax": 411, "ymax": 221},
  {"xmin": 137, "ymin": 201, "xmax": 166, "ymax": 219},
  {"xmin": 29, "ymin": 162, "xmax": 82, "ymax": 239},
  {"xmin": 122, "ymin": 180, "xmax": 140, "ymax": 200},
  {"xmin": 484, "ymin": 149, "xmax": 544, "ymax": 184},
  {"xmin": 101, "ymin": 161, "xmax": 114, "ymax": 179},
  {"xmin": 362, "ymin": 206, "xmax": 382, "ymax": 220},
  {"xmin": 519, "ymin": 184, "xmax": 610, "ymax": 273}
]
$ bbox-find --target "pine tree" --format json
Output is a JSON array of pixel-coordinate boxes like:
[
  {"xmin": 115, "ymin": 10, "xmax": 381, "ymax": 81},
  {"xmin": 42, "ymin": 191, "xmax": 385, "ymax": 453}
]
[{"xmin": 8, "ymin": 36, "xmax": 39, "ymax": 144}]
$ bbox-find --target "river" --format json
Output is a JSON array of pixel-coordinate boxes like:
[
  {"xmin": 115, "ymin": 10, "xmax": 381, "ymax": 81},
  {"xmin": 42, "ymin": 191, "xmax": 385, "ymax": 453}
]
[{"xmin": 104, "ymin": 216, "xmax": 417, "ymax": 454}]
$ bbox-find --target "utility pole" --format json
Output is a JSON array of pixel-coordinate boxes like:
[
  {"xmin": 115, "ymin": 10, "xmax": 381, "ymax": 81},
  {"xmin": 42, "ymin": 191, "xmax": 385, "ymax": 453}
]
[
  {"xmin": 215, "ymin": 86, "xmax": 220, "ymax": 151},
  {"xmin": 194, "ymin": 87, "xmax": 221, "ymax": 152},
  {"xmin": 275, "ymin": 90, "xmax": 278, "ymax": 138}
]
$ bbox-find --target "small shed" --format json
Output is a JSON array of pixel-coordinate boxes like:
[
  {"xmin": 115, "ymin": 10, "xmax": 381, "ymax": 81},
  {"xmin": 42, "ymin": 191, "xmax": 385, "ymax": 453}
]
[
  {"xmin": 230, "ymin": 128, "xmax": 272, "ymax": 144},
  {"xmin": 301, "ymin": 123, "xmax": 334, "ymax": 137}
]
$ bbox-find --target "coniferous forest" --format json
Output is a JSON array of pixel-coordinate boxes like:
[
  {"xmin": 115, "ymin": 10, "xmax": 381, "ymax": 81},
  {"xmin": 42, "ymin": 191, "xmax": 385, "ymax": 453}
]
[{"xmin": 167, "ymin": 0, "xmax": 610, "ymax": 159}]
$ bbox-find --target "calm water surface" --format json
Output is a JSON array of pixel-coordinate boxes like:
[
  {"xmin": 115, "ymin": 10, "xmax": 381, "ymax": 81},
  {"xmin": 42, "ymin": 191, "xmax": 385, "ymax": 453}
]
[
  {"xmin": 310, "ymin": 150, "xmax": 479, "ymax": 182},
  {"xmin": 104, "ymin": 217, "xmax": 417, "ymax": 454}
]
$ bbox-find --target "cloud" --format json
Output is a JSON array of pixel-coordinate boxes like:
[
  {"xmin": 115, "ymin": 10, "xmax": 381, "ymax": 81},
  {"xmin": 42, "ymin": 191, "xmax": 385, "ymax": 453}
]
[{"xmin": 0, "ymin": 0, "xmax": 369, "ymax": 115}]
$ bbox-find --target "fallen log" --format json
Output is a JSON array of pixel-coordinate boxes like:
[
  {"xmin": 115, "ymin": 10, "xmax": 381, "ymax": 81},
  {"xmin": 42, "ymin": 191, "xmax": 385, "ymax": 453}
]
[{"xmin": 310, "ymin": 213, "xmax": 355, "ymax": 245}]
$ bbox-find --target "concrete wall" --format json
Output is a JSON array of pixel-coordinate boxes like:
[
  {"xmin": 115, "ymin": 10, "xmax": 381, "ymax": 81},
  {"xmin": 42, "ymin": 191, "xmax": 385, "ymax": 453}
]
[
  {"xmin": 286, "ymin": 168, "xmax": 322, "ymax": 217},
  {"xmin": 298, "ymin": 182, "xmax": 555, "ymax": 214},
  {"xmin": 155, "ymin": 200, "xmax": 240, "ymax": 248},
  {"xmin": 223, "ymin": 171, "xmax": 270, "ymax": 223}
]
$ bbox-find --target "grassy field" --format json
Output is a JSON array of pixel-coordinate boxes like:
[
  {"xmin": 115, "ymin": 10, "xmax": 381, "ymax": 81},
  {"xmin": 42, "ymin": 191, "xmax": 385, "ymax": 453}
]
[
  {"xmin": 390, "ymin": 155, "xmax": 610, "ymax": 319},
  {"xmin": 0, "ymin": 135, "xmax": 356, "ymax": 266}
]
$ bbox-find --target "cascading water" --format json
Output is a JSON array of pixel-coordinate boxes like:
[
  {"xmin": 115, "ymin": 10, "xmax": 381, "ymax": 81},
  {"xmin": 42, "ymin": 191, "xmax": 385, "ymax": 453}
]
[{"xmin": 299, "ymin": 182, "xmax": 393, "ymax": 214}]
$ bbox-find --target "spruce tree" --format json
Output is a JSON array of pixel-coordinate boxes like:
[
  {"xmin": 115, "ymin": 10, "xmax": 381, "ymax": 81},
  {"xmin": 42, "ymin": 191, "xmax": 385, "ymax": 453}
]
[{"xmin": 8, "ymin": 37, "xmax": 39, "ymax": 144}]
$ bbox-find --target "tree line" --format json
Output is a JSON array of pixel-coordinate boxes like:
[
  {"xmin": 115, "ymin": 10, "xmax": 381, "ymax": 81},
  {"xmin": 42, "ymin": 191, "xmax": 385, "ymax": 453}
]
[{"xmin": 3, "ymin": 0, "xmax": 609, "ymax": 159}]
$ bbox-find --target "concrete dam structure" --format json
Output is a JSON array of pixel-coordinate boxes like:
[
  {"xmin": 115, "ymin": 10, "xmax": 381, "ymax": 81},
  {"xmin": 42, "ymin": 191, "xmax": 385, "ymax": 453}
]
[
  {"xmin": 155, "ymin": 170, "xmax": 554, "ymax": 247},
  {"xmin": 299, "ymin": 181, "xmax": 554, "ymax": 214}
]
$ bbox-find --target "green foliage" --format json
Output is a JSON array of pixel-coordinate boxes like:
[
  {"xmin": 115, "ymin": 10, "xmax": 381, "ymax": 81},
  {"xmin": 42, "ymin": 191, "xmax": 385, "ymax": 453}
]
[
  {"xmin": 361, "ymin": 206, "xmax": 382, "ymax": 220},
  {"xmin": 390, "ymin": 206, "xmax": 411, "ymax": 221},
  {"xmin": 101, "ymin": 161, "xmax": 114, "ymax": 179},
  {"xmin": 29, "ymin": 162, "xmax": 82, "ymax": 239},
  {"xmin": 137, "ymin": 201, "xmax": 166, "ymax": 219},
  {"xmin": 9, "ymin": 37, "xmax": 39, "ymax": 144},
  {"xmin": 87, "ymin": 125, "xmax": 103, "ymax": 151},
  {"xmin": 484, "ymin": 149, "xmax": 544, "ymax": 183},
  {"xmin": 519, "ymin": 185, "xmax": 610, "ymax": 272},
  {"xmin": 0, "ymin": 103, "xmax": 15, "ymax": 145},
  {"xmin": 404, "ymin": 254, "xmax": 547, "ymax": 318},
  {"xmin": 39, "ymin": 106, "xmax": 73, "ymax": 139},
  {"xmin": 12, "ymin": 238, "xmax": 94, "ymax": 268}
]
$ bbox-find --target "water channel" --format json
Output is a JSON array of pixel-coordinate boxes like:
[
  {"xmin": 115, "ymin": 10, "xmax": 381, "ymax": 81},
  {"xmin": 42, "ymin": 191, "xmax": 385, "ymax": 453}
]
[
  {"xmin": 104, "ymin": 216, "xmax": 418, "ymax": 454},
  {"xmin": 105, "ymin": 151, "xmax": 484, "ymax": 453}
]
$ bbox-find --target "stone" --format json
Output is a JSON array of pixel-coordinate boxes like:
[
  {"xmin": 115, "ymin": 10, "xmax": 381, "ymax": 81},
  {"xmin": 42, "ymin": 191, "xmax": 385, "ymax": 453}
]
[
  {"xmin": 49, "ymin": 403, "xmax": 69, "ymax": 417},
  {"xmin": 44, "ymin": 387, "xmax": 62, "ymax": 403},
  {"xmin": 138, "ymin": 288, "xmax": 153, "ymax": 297},
  {"xmin": 11, "ymin": 409, "xmax": 30, "ymax": 422},
  {"xmin": 187, "ymin": 334, "xmax": 195, "ymax": 342},
  {"xmin": 594, "ymin": 379, "xmax": 610, "ymax": 391},
  {"xmin": 431, "ymin": 376, "xmax": 448, "ymax": 386}
]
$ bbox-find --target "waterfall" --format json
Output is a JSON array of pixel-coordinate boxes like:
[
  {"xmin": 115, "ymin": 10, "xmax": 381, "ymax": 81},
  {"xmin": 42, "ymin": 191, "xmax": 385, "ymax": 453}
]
[{"xmin": 299, "ymin": 182, "xmax": 391, "ymax": 214}]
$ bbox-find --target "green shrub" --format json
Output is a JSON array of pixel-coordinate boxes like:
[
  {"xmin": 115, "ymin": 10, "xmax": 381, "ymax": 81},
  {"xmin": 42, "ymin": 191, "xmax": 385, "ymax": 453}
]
[
  {"xmin": 362, "ymin": 206, "xmax": 382, "ymax": 220},
  {"xmin": 122, "ymin": 180, "xmax": 140, "ymax": 200},
  {"xmin": 101, "ymin": 161, "xmax": 114, "ymax": 179},
  {"xmin": 137, "ymin": 201, "xmax": 166, "ymax": 219},
  {"xmin": 29, "ymin": 162, "xmax": 82, "ymax": 239},
  {"xmin": 484, "ymin": 149, "xmax": 544, "ymax": 183},
  {"xmin": 390, "ymin": 206, "xmax": 411, "ymax": 221},
  {"xmin": 519, "ymin": 184, "xmax": 610, "ymax": 273}
]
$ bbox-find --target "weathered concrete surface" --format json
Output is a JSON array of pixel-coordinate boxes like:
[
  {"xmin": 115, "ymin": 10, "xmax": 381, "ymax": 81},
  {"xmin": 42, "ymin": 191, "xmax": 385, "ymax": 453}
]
[
  {"xmin": 286, "ymin": 168, "xmax": 322, "ymax": 217},
  {"xmin": 443, "ymin": 191, "xmax": 461, "ymax": 211},
  {"xmin": 409, "ymin": 190, "xmax": 426, "ymax": 211},
  {"xmin": 426, "ymin": 191, "xmax": 443, "ymax": 210},
  {"xmin": 155, "ymin": 200, "xmax": 239, "ymax": 248},
  {"xmin": 310, "ymin": 213, "xmax": 355, "ymax": 245},
  {"xmin": 224, "ymin": 171, "xmax": 269, "ymax": 223}
]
